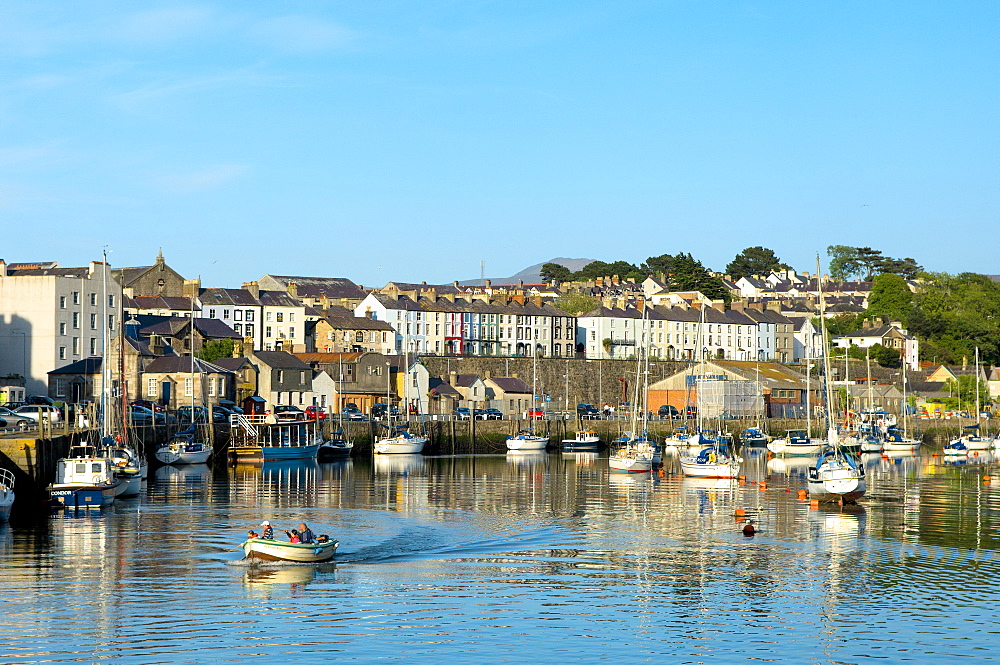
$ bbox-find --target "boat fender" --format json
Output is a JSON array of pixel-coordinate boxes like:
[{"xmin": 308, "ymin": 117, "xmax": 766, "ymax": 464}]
[
  {"xmin": 93, "ymin": 475, "xmax": 103, "ymax": 484},
  {"xmin": 314, "ymin": 548, "xmax": 322, "ymax": 555}
]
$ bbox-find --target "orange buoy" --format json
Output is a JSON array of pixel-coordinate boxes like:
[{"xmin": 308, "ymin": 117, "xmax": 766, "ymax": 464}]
[
  {"xmin": 735, "ymin": 508, "xmax": 746, "ymax": 517},
  {"xmin": 796, "ymin": 489, "xmax": 807, "ymax": 497},
  {"xmin": 931, "ymin": 452, "xmax": 940, "ymax": 457},
  {"xmin": 738, "ymin": 474, "xmax": 746, "ymax": 482},
  {"xmin": 973, "ymin": 451, "xmax": 980, "ymax": 457},
  {"xmin": 759, "ymin": 482, "xmax": 768, "ymax": 490},
  {"xmin": 810, "ymin": 498, "xmax": 820, "ymax": 507},
  {"xmin": 985, "ymin": 479, "xmax": 992, "ymax": 485},
  {"xmin": 984, "ymin": 475, "xmax": 992, "ymax": 481}
]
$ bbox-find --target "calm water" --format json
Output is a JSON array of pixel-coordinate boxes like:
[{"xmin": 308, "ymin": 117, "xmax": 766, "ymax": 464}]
[{"xmin": 2, "ymin": 448, "xmax": 1000, "ymax": 663}]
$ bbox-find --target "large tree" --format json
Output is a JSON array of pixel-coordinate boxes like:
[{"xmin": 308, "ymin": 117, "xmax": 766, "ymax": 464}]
[
  {"xmin": 198, "ymin": 339, "xmax": 235, "ymax": 363},
  {"xmin": 866, "ymin": 273, "xmax": 913, "ymax": 323},
  {"xmin": 641, "ymin": 252, "xmax": 730, "ymax": 302},
  {"xmin": 827, "ymin": 245, "xmax": 923, "ymax": 281},
  {"xmin": 725, "ymin": 246, "xmax": 787, "ymax": 281},
  {"xmin": 572, "ymin": 260, "xmax": 643, "ymax": 282},
  {"xmin": 539, "ymin": 262, "xmax": 572, "ymax": 284}
]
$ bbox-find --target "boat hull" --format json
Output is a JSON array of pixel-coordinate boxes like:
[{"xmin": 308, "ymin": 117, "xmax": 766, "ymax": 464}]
[
  {"xmin": 767, "ymin": 440, "xmax": 824, "ymax": 455},
  {"xmin": 241, "ymin": 538, "xmax": 339, "ymax": 563},
  {"xmin": 679, "ymin": 458, "xmax": 739, "ymax": 478},
  {"xmin": 561, "ymin": 433, "xmax": 599, "ymax": 451},
  {"xmin": 507, "ymin": 436, "xmax": 549, "ymax": 452},
  {"xmin": 232, "ymin": 444, "xmax": 321, "ymax": 461},
  {"xmin": 155, "ymin": 444, "xmax": 212, "ymax": 465},
  {"xmin": 48, "ymin": 481, "xmax": 119, "ymax": 509},
  {"xmin": 0, "ymin": 470, "xmax": 14, "ymax": 521},
  {"xmin": 374, "ymin": 436, "xmax": 427, "ymax": 455},
  {"xmin": 608, "ymin": 449, "xmax": 652, "ymax": 473},
  {"xmin": 807, "ymin": 476, "xmax": 866, "ymax": 502},
  {"xmin": 317, "ymin": 440, "xmax": 354, "ymax": 459}
]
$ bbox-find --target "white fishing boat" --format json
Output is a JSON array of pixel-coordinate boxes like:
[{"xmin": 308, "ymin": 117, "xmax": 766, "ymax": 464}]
[
  {"xmin": 241, "ymin": 537, "xmax": 339, "ymax": 563},
  {"xmin": 107, "ymin": 443, "xmax": 144, "ymax": 496},
  {"xmin": 881, "ymin": 428, "xmax": 920, "ymax": 452},
  {"xmin": 156, "ymin": 426, "xmax": 213, "ymax": 464},
  {"xmin": 0, "ymin": 468, "xmax": 14, "ymax": 521},
  {"xmin": 679, "ymin": 437, "xmax": 741, "ymax": 478},
  {"xmin": 561, "ymin": 429, "xmax": 599, "ymax": 452},
  {"xmin": 374, "ymin": 425, "xmax": 427, "ymax": 454},
  {"xmin": 47, "ymin": 444, "xmax": 122, "ymax": 509},
  {"xmin": 506, "ymin": 429, "xmax": 549, "ymax": 451}
]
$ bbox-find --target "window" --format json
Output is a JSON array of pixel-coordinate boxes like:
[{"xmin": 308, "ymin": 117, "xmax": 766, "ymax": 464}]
[
  {"xmin": 265, "ymin": 326, "xmax": 272, "ymax": 338},
  {"xmin": 59, "ymin": 322, "xmax": 67, "ymax": 336},
  {"xmin": 59, "ymin": 296, "xmax": 66, "ymax": 309},
  {"xmin": 90, "ymin": 313, "xmax": 97, "ymax": 330},
  {"xmin": 108, "ymin": 295, "xmax": 115, "ymax": 308},
  {"xmin": 89, "ymin": 293, "xmax": 97, "ymax": 306},
  {"xmin": 234, "ymin": 310, "xmax": 243, "ymax": 321},
  {"xmin": 72, "ymin": 312, "xmax": 80, "ymax": 329},
  {"xmin": 276, "ymin": 312, "xmax": 283, "ymax": 323},
  {"xmin": 223, "ymin": 310, "xmax": 230, "ymax": 319},
  {"xmin": 208, "ymin": 378, "xmax": 215, "ymax": 397},
  {"xmin": 245, "ymin": 324, "xmax": 254, "ymax": 338},
  {"xmin": 218, "ymin": 378, "xmax": 225, "ymax": 396},
  {"xmin": 234, "ymin": 323, "xmax": 242, "ymax": 334},
  {"xmin": 184, "ymin": 377, "xmax": 193, "ymax": 397},
  {"xmin": 289, "ymin": 327, "xmax": 295, "ymax": 338},
  {"xmin": 72, "ymin": 291, "xmax": 80, "ymax": 305},
  {"xmin": 300, "ymin": 371, "xmax": 306, "ymax": 384},
  {"xmin": 245, "ymin": 310, "xmax": 254, "ymax": 321},
  {"xmin": 266, "ymin": 311, "xmax": 272, "ymax": 322},
  {"xmin": 289, "ymin": 313, "xmax": 296, "ymax": 322},
  {"xmin": 108, "ymin": 314, "xmax": 115, "ymax": 330},
  {"xmin": 72, "ymin": 337, "xmax": 80, "ymax": 355},
  {"xmin": 209, "ymin": 309, "xmax": 216, "ymax": 318},
  {"xmin": 55, "ymin": 379, "xmax": 66, "ymax": 397},
  {"xmin": 278, "ymin": 370, "xmax": 284, "ymax": 383},
  {"xmin": 148, "ymin": 378, "xmax": 157, "ymax": 397},
  {"xmin": 90, "ymin": 338, "xmax": 97, "ymax": 354}
]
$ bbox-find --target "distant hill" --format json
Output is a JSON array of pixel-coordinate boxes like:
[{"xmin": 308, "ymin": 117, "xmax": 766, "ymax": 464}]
[{"xmin": 462, "ymin": 258, "xmax": 595, "ymax": 285}]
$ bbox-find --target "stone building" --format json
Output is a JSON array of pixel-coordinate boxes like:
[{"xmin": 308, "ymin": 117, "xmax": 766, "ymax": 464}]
[{"xmin": 113, "ymin": 250, "xmax": 186, "ymax": 298}]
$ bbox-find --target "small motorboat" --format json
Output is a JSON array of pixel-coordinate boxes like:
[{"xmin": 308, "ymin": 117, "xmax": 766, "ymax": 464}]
[
  {"xmin": 740, "ymin": 428, "xmax": 769, "ymax": 446},
  {"xmin": 317, "ymin": 436, "xmax": 354, "ymax": 459},
  {"xmin": 561, "ymin": 429, "xmax": 599, "ymax": 452},
  {"xmin": 240, "ymin": 537, "xmax": 339, "ymax": 563},
  {"xmin": 0, "ymin": 468, "xmax": 14, "ymax": 521},
  {"xmin": 156, "ymin": 427, "xmax": 213, "ymax": 465},
  {"xmin": 47, "ymin": 445, "xmax": 121, "ymax": 509}
]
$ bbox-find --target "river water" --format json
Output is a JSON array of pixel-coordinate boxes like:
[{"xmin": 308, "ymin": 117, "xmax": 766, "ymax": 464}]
[{"xmin": 2, "ymin": 448, "xmax": 999, "ymax": 663}]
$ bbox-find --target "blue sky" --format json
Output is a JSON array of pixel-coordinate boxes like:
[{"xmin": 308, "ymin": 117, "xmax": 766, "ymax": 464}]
[{"xmin": 2, "ymin": 1, "xmax": 997, "ymax": 287}]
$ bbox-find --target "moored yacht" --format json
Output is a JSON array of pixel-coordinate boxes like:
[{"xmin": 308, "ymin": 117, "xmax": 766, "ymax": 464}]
[{"xmin": 47, "ymin": 445, "xmax": 121, "ymax": 509}]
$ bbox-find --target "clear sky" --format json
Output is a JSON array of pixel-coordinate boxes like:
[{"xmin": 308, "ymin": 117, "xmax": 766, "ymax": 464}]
[{"xmin": 2, "ymin": 1, "xmax": 997, "ymax": 287}]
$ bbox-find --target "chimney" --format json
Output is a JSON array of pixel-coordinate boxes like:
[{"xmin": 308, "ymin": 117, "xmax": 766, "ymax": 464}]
[
  {"xmin": 636, "ymin": 297, "xmax": 646, "ymax": 312},
  {"xmin": 484, "ymin": 369, "xmax": 492, "ymax": 379},
  {"xmin": 243, "ymin": 281, "xmax": 260, "ymax": 299},
  {"xmin": 612, "ymin": 274, "xmax": 620, "ymax": 285},
  {"xmin": 596, "ymin": 277, "xmax": 604, "ymax": 287},
  {"xmin": 518, "ymin": 280, "xmax": 524, "ymax": 289},
  {"xmin": 485, "ymin": 279, "xmax": 492, "ymax": 288},
  {"xmin": 287, "ymin": 283, "xmax": 299, "ymax": 299},
  {"xmin": 766, "ymin": 302, "xmax": 781, "ymax": 313},
  {"xmin": 449, "ymin": 370, "xmax": 457, "ymax": 384},
  {"xmin": 531, "ymin": 295, "xmax": 543, "ymax": 307},
  {"xmin": 731, "ymin": 302, "xmax": 744, "ymax": 312},
  {"xmin": 0, "ymin": 259, "xmax": 6, "ymax": 277},
  {"xmin": 364, "ymin": 307, "xmax": 373, "ymax": 319},
  {"xmin": 511, "ymin": 294, "xmax": 525, "ymax": 305},
  {"xmin": 89, "ymin": 260, "xmax": 102, "ymax": 276},
  {"xmin": 712, "ymin": 301, "xmax": 725, "ymax": 312},
  {"xmin": 182, "ymin": 278, "xmax": 201, "ymax": 300}
]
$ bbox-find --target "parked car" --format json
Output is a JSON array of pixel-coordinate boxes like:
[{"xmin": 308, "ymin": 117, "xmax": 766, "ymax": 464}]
[
  {"xmin": 26, "ymin": 395, "xmax": 55, "ymax": 406},
  {"xmin": 129, "ymin": 404, "xmax": 167, "ymax": 426},
  {"xmin": 480, "ymin": 408, "xmax": 504, "ymax": 420},
  {"xmin": 177, "ymin": 405, "xmax": 212, "ymax": 424},
  {"xmin": 453, "ymin": 407, "xmax": 472, "ymax": 420},
  {"xmin": 273, "ymin": 405, "xmax": 306, "ymax": 422},
  {"xmin": 304, "ymin": 406, "xmax": 328, "ymax": 420},
  {"xmin": 217, "ymin": 400, "xmax": 244, "ymax": 415},
  {"xmin": 370, "ymin": 403, "xmax": 400, "ymax": 419},
  {"xmin": 0, "ymin": 407, "xmax": 35, "ymax": 429},
  {"xmin": 342, "ymin": 405, "xmax": 366, "ymax": 420},
  {"xmin": 13, "ymin": 405, "xmax": 62, "ymax": 424},
  {"xmin": 132, "ymin": 399, "xmax": 165, "ymax": 413},
  {"xmin": 0, "ymin": 417, "xmax": 5, "ymax": 428},
  {"xmin": 576, "ymin": 403, "xmax": 600, "ymax": 419},
  {"xmin": 528, "ymin": 408, "xmax": 545, "ymax": 420},
  {"xmin": 657, "ymin": 405, "xmax": 681, "ymax": 419}
]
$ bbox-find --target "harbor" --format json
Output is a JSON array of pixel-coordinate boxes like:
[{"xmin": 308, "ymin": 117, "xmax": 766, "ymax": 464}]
[{"xmin": 1, "ymin": 449, "xmax": 998, "ymax": 662}]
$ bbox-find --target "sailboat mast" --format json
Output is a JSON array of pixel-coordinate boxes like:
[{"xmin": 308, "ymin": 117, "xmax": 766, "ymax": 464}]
[
  {"xmin": 816, "ymin": 256, "xmax": 837, "ymax": 443},
  {"xmin": 100, "ymin": 249, "xmax": 110, "ymax": 441}
]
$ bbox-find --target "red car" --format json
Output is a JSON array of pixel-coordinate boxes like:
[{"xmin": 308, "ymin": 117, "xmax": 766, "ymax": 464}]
[
  {"xmin": 528, "ymin": 409, "xmax": 545, "ymax": 420},
  {"xmin": 305, "ymin": 406, "xmax": 328, "ymax": 421}
]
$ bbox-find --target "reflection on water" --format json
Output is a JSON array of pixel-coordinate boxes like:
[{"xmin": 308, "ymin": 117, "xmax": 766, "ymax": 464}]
[{"xmin": 1, "ymin": 450, "xmax": 999, "ymax": 662}]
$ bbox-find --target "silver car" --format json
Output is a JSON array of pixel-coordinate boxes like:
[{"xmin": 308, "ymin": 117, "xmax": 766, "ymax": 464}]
[
  {"xmin": 0, "ymin": 407, "xmax": 36, "ymax": 429},
  {"xmin": 13, "ymin": 405, "xmax": 62, "ymax": 423}
]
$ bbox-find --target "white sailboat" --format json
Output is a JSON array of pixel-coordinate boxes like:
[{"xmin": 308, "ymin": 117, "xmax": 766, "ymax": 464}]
[
  {"xmin": 807, "ymin": 257, "xmax": 866, "ymax": 502},
  {"xmin": 768, "ymin": 352, "xmax": 822, "ymax": 455},
  {"xmin": 507, "ymin": 348, "xmax": 549, "ymax": 452},
  {"xmin": 375, "ymin": 354, "xmax": 427, "ymax": 454},
  {"xmin": 155, "ymin": 296, "xmax": 213, "ymax": 465},
  {"xmin": 678, "ymin": 306, "xmax": 740, "ymax": 478},
  {"xmin": 946, "ymin": 348, "xmax": 990, "ymax": 453},
  {"xmin": 609, "ymin": 305, "xmax": 656, "ymax": 473}
]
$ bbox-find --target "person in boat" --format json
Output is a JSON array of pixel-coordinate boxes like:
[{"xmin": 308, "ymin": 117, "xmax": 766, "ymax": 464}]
[
  {"xmin": 316, "ymin": 535, "xmax": 330, "ymax": 543},
  {"xmin": 284, "ymin": 529, "xmax": 301, "ymax": 543},
  {"xmin": 260, "ymin": 521, "xmax": 274, "ymax": 539},
  {"xmin": 298, "ymin": 523, "xmax": 315, "ymax": 544},
  {"xmin": 247, "ymin": 530, "xmax": 259, "ymax": 539}
]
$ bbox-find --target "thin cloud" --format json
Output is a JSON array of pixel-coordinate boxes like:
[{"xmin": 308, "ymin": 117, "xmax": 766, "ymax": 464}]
[
  {"xmin": 154, "ymin": 164, "xmax": 250, "ymax": 194},
  {"xmin": 117, "ymin": 6, "xmax": 214, "ymax": 44},
  {"xmin": 250, "ymin": 14, "xmax": 359, "ymax": 53}
]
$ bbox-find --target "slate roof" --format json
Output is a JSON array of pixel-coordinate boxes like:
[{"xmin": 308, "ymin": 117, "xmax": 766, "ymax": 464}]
[
  {"xmin": 487, "ymin": 377, "xmax": 532, "ymax": 393},
  {"xmin": 263, "ymin": 275, "xmax": 366, "ymax": 300},
  {"xmin": 257, "ymin": 290, "xmax": 303, "ymax": 307},
  {"xmin": 138, "ymin": 316, "xmax": 241, "ymax": 339},
  {"xmin": 252, "ymin": 351, "xmax": 312, "ymax": 370},
  {"xmin": 199, "ymin": 287, "xmax": 261, "ymax": 307},
  {"xmin": 835, "ymin": 325, "xmax": 914, "ymax": 341},
  {"xmin": 6, "ymin": 266, "xmax": 92, "ymax": 278},
  {"xmin": 452, "ymin": 374, "xmax": 482, "ymax": 388},
  {"xmin": 130, "ymin": 296, "xmax": 200, "ymax": 312},
  {"xmin": 324, "ymin": 315, "xmax": 394, "ymax": 331},
  {"xmin": 428, "ymin": 377, "xmax": 462, "ymax": 397},
  {"xmin": 212, "ymin": 357, "xmax": 254, "ymax": 371},
  {"xmin": 48, "ymin": 357, "xmax": 103, "ymax": 375}
]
